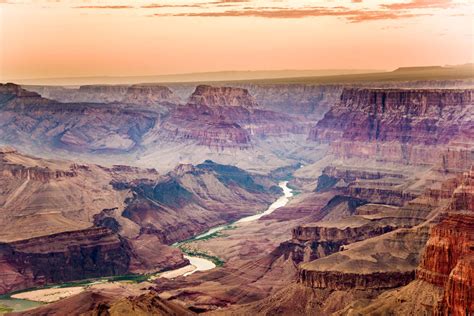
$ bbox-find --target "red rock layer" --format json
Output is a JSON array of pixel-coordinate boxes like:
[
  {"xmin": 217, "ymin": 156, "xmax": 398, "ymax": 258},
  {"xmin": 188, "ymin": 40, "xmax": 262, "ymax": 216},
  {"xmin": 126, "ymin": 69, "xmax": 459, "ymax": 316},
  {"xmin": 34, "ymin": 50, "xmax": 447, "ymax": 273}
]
[
  {"xmin": 417, "ymin": 214, "xmax": 474, "ymax": 286},
  {"xmin": 309, "ymin": 88, "xmax": 474, "ymax": 164},
  {"xmin": 0, "ymin": 227, "xmax": 130, "ymax": 294},
  {"xmin": 441, "ymin": 254, "xmax": 474, "ymax": 316},
  {"xmin": 299, "ymin": 270, "xmax": 415, "ymax": 290}
]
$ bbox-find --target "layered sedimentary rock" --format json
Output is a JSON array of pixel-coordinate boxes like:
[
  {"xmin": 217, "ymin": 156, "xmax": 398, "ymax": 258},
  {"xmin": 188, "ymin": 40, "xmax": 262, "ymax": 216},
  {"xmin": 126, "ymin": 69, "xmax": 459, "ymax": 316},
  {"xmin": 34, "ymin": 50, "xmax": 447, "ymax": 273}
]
[
  {"xmin": 309, "ymin": 88, "xmax": 474, "ymax": 164},
  {"xmin": 297, "ymin": 227, "xmax": 429, "ymax": 291},
  {"xmin": 0, "ymin": 84, "xmax": 159, "ymax": 153},
  {"xmin": 0, "ymin": 149, "xmax": 283, "ymax": 295},
  {"xmin": 0, "ymin": 228, "xmax": 130, "ymax": 294},
  {"xmin": 241, "ymin": 84, "xmax": 342, "ymax": 117},
  {"xmin": 419, "ymin": 213, "xmax": 474, "ymax": 288},
  {"xmin": 155, "ymin": 85, "xmax": 311, "ymax": 149},
  {"xmin": 416, "ymin": 211, "xmax": 474, "ymax": 315}
]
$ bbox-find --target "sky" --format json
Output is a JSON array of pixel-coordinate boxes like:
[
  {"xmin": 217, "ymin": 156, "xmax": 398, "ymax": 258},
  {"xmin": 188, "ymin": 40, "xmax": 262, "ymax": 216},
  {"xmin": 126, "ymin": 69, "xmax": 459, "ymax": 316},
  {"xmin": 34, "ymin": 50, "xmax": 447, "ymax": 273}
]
[{"xmin": 0, "ymin": 0, "xmax": 473, "ymax": 81}]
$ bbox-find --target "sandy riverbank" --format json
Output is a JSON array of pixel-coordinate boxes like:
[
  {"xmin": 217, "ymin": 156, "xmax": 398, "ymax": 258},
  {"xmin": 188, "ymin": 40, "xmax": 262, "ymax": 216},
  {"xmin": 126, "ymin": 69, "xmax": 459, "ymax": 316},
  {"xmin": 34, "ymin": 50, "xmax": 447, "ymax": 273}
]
[{"xmin": 11, "ymin": 287, "xmax": 85, "ymax": 303}]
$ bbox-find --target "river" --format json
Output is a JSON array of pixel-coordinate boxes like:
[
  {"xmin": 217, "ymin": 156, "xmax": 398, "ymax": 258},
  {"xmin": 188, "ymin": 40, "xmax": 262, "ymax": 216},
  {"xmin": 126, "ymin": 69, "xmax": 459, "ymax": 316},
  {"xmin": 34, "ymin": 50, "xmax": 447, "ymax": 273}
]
[
  {"xmin": 174, "ymin": 180, "xmax": 293, "ymax": 276},
  {"xmin": 0, "ymin": 181, "xmax": 293, "ymax": 311}
]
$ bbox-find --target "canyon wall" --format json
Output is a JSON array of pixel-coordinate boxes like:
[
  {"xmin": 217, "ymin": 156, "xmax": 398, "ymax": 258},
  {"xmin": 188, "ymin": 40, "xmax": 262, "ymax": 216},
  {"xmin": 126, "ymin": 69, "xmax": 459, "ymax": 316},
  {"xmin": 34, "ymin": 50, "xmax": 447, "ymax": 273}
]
[
  {"xmin": 0, "ymin": 228, "xmax": 130, "ymax": 294},
  {"xmin": 309, "ymin": 88, "xmax": 474, "ymax": 164}
]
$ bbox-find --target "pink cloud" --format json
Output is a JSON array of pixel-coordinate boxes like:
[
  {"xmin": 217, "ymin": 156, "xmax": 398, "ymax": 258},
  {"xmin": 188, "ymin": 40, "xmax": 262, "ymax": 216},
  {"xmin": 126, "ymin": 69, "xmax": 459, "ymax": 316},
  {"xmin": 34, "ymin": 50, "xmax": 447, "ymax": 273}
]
[{"xmin": 381, "ymin": 0, "xmax": 454, "ymax": 10}]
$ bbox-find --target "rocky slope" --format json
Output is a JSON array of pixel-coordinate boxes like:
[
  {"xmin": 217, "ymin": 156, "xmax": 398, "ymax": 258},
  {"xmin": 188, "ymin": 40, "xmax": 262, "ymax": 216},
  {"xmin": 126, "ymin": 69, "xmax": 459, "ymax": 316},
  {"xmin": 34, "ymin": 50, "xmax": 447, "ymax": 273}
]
[
  {"xmin": 0, "ymin": 227, "xmax": 130, "ymax": 294},
  {"xmin": 119, "ymin": 160, "xmax": 280, "ymax": 244}
]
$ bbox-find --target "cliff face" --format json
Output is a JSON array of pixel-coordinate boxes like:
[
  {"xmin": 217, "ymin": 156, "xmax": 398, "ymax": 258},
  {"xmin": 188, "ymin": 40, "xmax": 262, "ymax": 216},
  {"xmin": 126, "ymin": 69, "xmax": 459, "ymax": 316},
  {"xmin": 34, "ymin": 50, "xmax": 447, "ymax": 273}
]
[
  {"xmin": 309, "ymin": 88, "xmax": 474, "ymax": 164},
  {"xmin": 417, "ymin": 214, "xmax": 473, "ymax": 286},
  {"xmin": 416, "ymin": 213, "xmax": 474, "ymax": 315},
  {"xmin": 0, "ymin": 227, "xmax": 130, "ymax": 294},
  {"xmin": 158, "ymin": 104, "xmax": 253, "ymax": 149},
  {"xmin": 156, "ymin": 85, "xmax": 311, "ymax": 149},
  {"xmin": 298, "ymin": 270, "xmax": 415, "ymax": 290}
]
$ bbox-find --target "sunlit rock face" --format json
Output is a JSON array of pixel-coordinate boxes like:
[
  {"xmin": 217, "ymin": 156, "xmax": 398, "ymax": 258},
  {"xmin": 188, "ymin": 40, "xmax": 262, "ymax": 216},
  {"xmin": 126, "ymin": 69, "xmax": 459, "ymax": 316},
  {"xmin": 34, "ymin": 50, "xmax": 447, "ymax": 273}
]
[{"xmin": 309, "ymin": 88, "xmax": 474, "ymax": 164}]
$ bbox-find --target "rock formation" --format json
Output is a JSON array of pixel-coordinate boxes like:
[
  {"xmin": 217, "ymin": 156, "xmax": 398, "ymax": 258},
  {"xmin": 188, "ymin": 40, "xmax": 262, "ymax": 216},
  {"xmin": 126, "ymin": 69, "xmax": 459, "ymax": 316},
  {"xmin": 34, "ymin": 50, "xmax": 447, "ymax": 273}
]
[
  {"xmin": 188, "ymin": 85, "xmax": 258, "ymax": 108},
  {"xmin": 309, "ymin": 88, "xmax": 474, "ymax": 164}
]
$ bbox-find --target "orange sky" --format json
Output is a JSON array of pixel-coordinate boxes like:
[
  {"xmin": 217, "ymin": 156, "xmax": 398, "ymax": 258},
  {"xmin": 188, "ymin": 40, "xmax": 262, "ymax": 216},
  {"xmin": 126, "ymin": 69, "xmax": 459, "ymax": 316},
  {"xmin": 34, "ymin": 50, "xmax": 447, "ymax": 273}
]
[{"xmin": 0, "ymin": 0, "xmax": 473, "ymax": 81}]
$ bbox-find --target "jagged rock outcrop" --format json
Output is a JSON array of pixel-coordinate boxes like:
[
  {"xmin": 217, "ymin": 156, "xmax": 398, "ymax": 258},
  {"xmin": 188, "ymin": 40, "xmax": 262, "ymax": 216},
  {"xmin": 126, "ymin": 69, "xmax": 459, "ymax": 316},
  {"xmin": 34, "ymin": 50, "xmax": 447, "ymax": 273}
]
[
  {"xmin": 441, "ymin": 254, "xmax": 474, "ymax": 316},
  {"xmin": 309, "ymin": 88, "xmax": 474, "ymax": 164},
  {"xmin": 417, "ymin": 213, "xmax": 473, "ymax": 286}
]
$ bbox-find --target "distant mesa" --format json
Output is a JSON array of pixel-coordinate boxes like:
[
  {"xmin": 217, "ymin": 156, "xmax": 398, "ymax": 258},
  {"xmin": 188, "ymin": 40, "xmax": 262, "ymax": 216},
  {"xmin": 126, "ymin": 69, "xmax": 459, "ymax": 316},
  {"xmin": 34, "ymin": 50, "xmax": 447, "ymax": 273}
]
[{"xmin": 188, "ymin": 85, "xmax": 258, "ymax": 108}]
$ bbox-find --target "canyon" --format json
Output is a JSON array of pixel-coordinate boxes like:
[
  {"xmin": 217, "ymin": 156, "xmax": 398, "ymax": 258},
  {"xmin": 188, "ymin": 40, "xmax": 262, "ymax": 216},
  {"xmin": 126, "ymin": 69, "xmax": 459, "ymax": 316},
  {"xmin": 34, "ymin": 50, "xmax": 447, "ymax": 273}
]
[{"xmin": 0, "ymin": 69, "xmax": 472, "ymax": 315}]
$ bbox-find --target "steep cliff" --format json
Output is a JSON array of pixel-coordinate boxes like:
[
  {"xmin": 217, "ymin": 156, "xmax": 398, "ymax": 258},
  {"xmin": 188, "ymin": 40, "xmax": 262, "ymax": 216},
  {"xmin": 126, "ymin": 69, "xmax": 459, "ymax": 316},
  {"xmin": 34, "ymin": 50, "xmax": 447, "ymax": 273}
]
[
  {"xmin": 309, "ymin": 88, "xmax": 474, "ymax": 164},
  {"xmin": 0, "ymin": 228, "xmax": 130, "ymax": 295}
]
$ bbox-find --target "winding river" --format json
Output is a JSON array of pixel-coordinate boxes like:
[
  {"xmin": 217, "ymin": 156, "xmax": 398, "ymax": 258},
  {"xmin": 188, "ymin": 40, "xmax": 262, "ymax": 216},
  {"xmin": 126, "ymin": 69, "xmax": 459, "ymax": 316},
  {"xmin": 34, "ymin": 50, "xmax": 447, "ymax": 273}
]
[
  {"xmin": 172, "ymin": 180, "xmax": 293, "ymax": 277},
  {"xmin": 0, "ymin": 181, "xmax": 294, "ymax": 311}
]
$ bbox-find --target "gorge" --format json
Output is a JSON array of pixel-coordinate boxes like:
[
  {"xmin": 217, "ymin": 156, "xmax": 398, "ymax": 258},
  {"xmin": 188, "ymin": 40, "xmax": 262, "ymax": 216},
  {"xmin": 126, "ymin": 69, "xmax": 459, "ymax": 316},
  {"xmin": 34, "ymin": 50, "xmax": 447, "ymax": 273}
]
[{"xmin": 0, "ymin": 66, "xmax": 472, "ymax": 315}]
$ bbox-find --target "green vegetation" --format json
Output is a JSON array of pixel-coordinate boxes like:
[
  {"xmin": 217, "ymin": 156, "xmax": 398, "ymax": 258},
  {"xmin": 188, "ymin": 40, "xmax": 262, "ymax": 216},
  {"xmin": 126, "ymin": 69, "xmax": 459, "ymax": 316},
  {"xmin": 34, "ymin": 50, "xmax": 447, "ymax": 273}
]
[
  {"xmin": 179, "ymin": 246, "xmax": 225, "ymax": 267},
  {"xmin": 0, "ymin": 304, "xmax": 13, "ymax": 314}
]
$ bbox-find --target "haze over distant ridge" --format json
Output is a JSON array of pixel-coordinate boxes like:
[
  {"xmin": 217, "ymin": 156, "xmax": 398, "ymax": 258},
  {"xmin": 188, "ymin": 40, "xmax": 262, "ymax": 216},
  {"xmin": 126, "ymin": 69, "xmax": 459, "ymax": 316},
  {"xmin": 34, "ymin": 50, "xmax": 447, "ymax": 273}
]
[{"xmin": 10, "ymin": 69, "xmax": 383, "ymax": 86}]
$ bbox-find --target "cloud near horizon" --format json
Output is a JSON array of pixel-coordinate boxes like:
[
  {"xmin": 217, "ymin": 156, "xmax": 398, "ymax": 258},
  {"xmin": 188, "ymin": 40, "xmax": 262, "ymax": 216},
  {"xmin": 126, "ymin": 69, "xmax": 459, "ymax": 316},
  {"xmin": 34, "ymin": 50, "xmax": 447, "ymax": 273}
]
[
  {"xmin": 381, "ymin": 0, "xmax": 454, "ymax": 10},
  {"xmin": 140, "ymin": 0, "xmax": 459, "ymax": 22},
  {"xmin": 150, "ymin": 6, "xmax": 431, "ymax": 23},
  {"xmin": 3, "ymin": 0, "xmax": 466, "ymax": 23}
]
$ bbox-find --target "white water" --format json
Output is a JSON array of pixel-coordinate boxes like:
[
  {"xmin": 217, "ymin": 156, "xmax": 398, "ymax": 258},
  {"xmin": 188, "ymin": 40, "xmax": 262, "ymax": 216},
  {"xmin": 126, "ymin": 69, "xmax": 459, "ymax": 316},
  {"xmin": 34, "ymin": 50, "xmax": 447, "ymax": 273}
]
[{"xmin": 166, "ymin": 181, "xmax": 293, "ymax": 278}]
